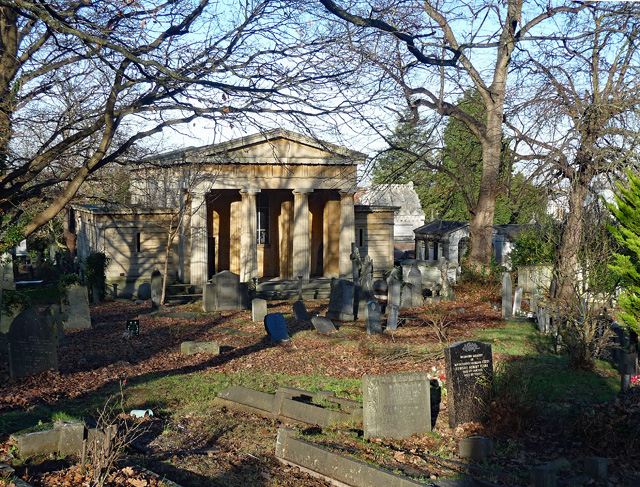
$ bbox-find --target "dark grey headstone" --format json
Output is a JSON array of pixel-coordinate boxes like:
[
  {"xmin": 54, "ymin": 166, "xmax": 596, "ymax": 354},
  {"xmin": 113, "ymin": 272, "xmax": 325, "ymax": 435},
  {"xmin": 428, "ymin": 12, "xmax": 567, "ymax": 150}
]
[
  {"xmin": 65, "ymin": 285, "xmax": 91, "ymax": 329},
  {"xmin": 203, "ymin": 271, "xmax": 249, "ymax": 312},
  {"xmin": 293, "ymin": 300, "xmax": 311, "ymax": 321},
  {"xmin": 0, "ymin": 332, "xmax": 7, "ymax": 363},
  {"xmin": 137, "ymin": 282, "xmax": 151, "ymax": 300},
  {"xmin": 311, "ymin": 316, "xmax": 336, "ymax": 334},
  {"xmin": 327, "ymin": 278, "xmax": 355, "ymax": 321},
  {"xmin": 151, "ymin": 270, "xmax": 163, "ymax": 307},
  {"xmin": 444, "ymin": 341, "xmax": 493, "ymax": 428},
  {"xmin": 386, "ymin": 305, "xmax": 399, "ymax": 331},
  {"xmin": 8, "ymin": 309, "xmax": 58, "ymax": 378},
  {"xmin": 265, "ymin": 313, "xmax": 289, "ymax": 342},
  {"xmin": 363, "ymin": 372, "xmax": 431, "ymax": 439},
  {"xmin": 366, "ymin": 301, "xmax": 382, "ymax": 335},
  {"xmin": 512, "ymin": 286, "xmax": 523, "ymax": 315},
  {"xmin": 501, "ymin": 273, "xmax": 512, "ymax": 319}
]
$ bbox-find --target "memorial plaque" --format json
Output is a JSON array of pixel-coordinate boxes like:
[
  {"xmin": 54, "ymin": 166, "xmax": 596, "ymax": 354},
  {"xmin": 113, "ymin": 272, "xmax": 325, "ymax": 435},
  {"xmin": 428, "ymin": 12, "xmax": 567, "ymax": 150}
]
[
  {"xmin": 126, "ymin": 319, "xmax": 140, "ymax": 337},
  {"xmin": 8, "ymin": 309, "xmax": 58, "ymax": 378},
  {"xmin": 444, "ymin": 341, "xmax": 493, "ymax": 428},
  {"xmin": 264, "ymin": 313, "xmax": 290, "ymax": 342},
  {"xmin": 363, "ymin": 372, "xmax": 431, "ymax": 439}
]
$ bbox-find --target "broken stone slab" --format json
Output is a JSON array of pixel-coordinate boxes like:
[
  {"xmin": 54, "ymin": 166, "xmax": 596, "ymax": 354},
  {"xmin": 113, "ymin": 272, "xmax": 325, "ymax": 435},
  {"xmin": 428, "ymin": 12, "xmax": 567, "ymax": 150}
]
[
  {"xmin": 214, "ymin": 386, "xmax": 362, "ymax": 428},
  {"xmin": 275, "ymin": 428, "xmax": 429, "ymax": 487},
  {"xmin": 180, "ymin": 341, "xmax": 220, "ymax": 356},
  {"xmin": 13, "ymin": 420, "xmax": 97, "ymax": 458}
]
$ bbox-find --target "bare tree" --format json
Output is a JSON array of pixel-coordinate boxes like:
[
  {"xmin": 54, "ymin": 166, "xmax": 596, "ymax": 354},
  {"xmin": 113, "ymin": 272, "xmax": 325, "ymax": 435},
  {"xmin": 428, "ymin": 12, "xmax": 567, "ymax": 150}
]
[
  {"xmin": 0, "ymin": 0, "xmax": 353, "ymax": 249},
  {"xmin": 507, "ymin": 2, "xmax": 640, "ymax": 301},
  {"xmin": 315, "ymin": 0, "xmax": 589, "ymax": 269}
]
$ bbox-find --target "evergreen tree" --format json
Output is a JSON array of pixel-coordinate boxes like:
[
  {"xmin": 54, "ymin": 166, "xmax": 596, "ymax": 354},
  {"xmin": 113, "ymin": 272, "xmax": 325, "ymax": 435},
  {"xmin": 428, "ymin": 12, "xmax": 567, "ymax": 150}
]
[{"xmin": 606, "ymin": 170, "xmax": 640, "ymax": 334}]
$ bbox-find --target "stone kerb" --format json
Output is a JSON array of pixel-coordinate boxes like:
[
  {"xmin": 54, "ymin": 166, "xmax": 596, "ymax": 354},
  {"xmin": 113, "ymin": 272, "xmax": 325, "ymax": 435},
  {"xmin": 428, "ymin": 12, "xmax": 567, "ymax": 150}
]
[
  {"xmin": 275, "ymin": 428, "xmax": 427, "ymax": 487},
  {"xmin": 363, "ymin": 372, "xmax": 431, "ymax": 439},
  {"xmin": 444, "ymin": 341, "xmax": 493, "ymax": 428}
]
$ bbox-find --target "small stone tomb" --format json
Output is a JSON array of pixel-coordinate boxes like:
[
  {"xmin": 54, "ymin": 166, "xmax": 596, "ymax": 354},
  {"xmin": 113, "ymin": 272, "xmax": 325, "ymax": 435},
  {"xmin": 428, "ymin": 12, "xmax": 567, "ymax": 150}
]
[
  {"xmin": 444, "ymin": 341, "xmax": 493, "ymax": 428},
  {"xmin": 252, "ymin": 298, "xmax": 268, "ymax": 323},
  {"xmin": 264, "ymin": 313, "xmax": 290, "ymax": 342},
  {"xmin": 386, "ymin": 305, "xmax": 399, "ymax": 331},
  {"xmin": 311, "ymin": 316, "xmax": 336, "ymax": 334},
  {"xmin": 126, "ymin": 319, "xmax": 140, "ymax": 337},
  {"xmin": 326, "ymin": 278, "xmax": 354, "ymax": 321},
  {"xmin": 366, "ymin": 300, "xmax": 382, "ymax": 335},
  {"xmin": 501, "ymin": 273, "xmax": 512, "ymax": 319},
  {"xmin": 363, "ymin": 372, "xmax": 431, "ymax": 439},
  {"xmin": 512, "ymin": 286, "xmax": 523, "ymax": 315},
  {"xmin": 150, "ymin": 270, "xmax": 163, "ymax": 307},
  {"xmin": 203, "ymin": 270, "xmax": 249, "ymax": 312},
  {"xmin": 8, "ymin": 309, "xmax": 58, "ymax": 378},
  {"xmin": 293, "ymin": 300, "xmax": 311, "ymax": 321},
  {"xmin": 64, "ymin": 285, "xmax": 91, "ymax": 329}
]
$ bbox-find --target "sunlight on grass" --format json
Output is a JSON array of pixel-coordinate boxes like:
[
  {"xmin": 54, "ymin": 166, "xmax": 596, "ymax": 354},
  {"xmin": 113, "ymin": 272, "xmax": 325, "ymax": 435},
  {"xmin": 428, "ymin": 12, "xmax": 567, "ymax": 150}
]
[{"xmin": 472, "ymin": 319, "xmax": 551, "ymax": 355}]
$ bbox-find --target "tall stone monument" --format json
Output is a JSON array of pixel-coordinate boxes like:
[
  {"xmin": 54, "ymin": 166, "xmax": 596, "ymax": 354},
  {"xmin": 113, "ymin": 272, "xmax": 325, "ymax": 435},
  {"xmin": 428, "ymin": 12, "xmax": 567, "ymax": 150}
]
[{"xmin": 501, "ymin": 273, "xmax": 512, "ymax": 319}]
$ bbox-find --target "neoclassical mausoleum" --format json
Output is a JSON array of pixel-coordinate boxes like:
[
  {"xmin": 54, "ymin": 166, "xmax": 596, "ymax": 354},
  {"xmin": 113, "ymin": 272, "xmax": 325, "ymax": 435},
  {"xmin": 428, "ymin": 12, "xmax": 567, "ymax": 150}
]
[{"xmin": 73, "ymin": 130, "xmax": 396, "ymax": 296}]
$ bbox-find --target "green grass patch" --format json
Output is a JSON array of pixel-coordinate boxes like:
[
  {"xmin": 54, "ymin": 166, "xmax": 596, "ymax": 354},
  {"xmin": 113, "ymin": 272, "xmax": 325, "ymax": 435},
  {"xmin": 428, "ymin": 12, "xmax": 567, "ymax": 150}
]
[
  {"xmin": 472, "ymin": 319, "xmax": 552, "ymax": 355},
  {"xmin": 122, "ymin": 371, "xmax": 361, "ymax": 418}
]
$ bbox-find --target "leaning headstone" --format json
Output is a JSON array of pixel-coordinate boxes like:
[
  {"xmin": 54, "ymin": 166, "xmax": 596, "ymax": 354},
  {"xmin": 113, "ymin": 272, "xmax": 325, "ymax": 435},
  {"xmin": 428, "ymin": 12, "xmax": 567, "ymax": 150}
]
[
  {"xmin": 366, "ymin": 301, "xmax": 382, "ymax": 335},
  {"xmin": 65, "ymin": 285, "xmax": 91, "ymax": 329},
  {"xmin": 326, "ymin": 278, "xmax": 355, "ymax": 321},
  {"xmin": 501, "ymin": 273, "xmax": 512, "ymax": 319},
  {"xmin": 386, "ymin": 305, "xmax": 399, "ymax": 331},
  {"xmin": 264, "ymin": 313, "xmax": 290, "ymax": 342},
  {"xmin": 252, "ymin": 298, "xmax": 268, "ymax": 322},
  {"xmin": 8, "ymin": 309, "xmax": 58, "ymax": 378},
  {"xmin": 444, "ymin": 341, "xmax": 494, "ymax": 428},
  {"xmin": 388, "ymin": 276, "xmax": 401, "ymax": 313},
  {"xmin": 512, "ymin": 286, "xmax": 523, "ymax": 316},
  {"xmin": 311, "ymin": 316, "xmax": 336, "ymax": 334},
  {"xmin": 293, "ymin": 300, "xmax": 311, "ymax": 321},
  {"xmin": 150, "ymin": 270, "xmax": 163, "ymax": 308},
  {"xmin": 363, "ymin": 372, "xmax": 431, "ymax": 439}
]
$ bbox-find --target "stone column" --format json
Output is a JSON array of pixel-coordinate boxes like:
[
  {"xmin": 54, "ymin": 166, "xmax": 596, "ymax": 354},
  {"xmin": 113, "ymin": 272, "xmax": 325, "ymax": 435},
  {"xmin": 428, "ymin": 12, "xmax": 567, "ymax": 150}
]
[
  {"xmin": 240, "ymin": 188, "xmax": 260, "ymax": 283},
  {"xmin": 293, "ymin": 189, "xmax": 312, "ymax": 281},
  {"xmin": 190, "ymin": 192, "xmax": 208, "ymax": 286},
  {"xmin": 339, "ymin": 191, "xmax": 355, "ymax": 278}
]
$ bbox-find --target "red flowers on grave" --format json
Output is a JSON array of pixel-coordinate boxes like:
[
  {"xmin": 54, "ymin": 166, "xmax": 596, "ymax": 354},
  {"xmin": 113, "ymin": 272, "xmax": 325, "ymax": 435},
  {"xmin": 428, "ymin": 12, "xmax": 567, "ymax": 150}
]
[{"xmin": 631, "ymin": 375, "xmax": 639, "ymax": 386}]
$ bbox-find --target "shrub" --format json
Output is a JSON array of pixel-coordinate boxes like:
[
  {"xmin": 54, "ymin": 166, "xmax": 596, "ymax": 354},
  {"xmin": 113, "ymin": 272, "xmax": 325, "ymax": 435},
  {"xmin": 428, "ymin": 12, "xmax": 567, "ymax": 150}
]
[{"xmin": 85, "ymin": 252, "xmax": 109, "ymax": 302}]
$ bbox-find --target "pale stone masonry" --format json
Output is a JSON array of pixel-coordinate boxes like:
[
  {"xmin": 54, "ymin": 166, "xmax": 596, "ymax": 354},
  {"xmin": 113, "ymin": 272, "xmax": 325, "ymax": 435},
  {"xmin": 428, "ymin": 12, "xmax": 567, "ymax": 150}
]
[{"xmin": 73, "ymin": 130, "xmax": 398, "ymax": 296}]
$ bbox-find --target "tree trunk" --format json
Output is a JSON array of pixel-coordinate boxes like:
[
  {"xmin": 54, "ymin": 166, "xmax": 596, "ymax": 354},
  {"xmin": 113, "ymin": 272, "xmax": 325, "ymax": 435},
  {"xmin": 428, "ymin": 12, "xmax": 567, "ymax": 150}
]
[
  {"xmin": 0, "ymin": 7, "xmax": 19, "ymax": 169},
  {"xmin": 467, "ymin": 102, "xmax": 503, "ymax": 269},
  {"xmin": 556, "ymin": 175, "xmax": 590, "ymax": 302}
]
